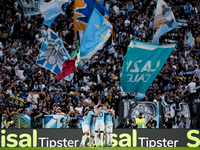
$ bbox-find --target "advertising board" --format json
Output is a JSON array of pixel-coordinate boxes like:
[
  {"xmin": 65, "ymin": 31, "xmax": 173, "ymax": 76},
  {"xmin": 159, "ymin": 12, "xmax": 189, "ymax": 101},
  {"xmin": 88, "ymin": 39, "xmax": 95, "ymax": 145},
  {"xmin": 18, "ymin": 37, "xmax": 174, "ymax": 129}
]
[{"xmin": 0, "ymin": 129, "xmax": 199, "ymax": 147}]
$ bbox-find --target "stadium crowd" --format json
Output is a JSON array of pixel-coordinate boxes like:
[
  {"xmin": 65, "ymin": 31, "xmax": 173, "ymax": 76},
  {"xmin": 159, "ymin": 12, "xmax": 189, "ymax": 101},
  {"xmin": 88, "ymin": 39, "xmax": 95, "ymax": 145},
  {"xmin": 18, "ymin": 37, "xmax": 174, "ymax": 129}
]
[{"xmin": 0, "ymin": 0, "xmax": 199, "ymax": 122}]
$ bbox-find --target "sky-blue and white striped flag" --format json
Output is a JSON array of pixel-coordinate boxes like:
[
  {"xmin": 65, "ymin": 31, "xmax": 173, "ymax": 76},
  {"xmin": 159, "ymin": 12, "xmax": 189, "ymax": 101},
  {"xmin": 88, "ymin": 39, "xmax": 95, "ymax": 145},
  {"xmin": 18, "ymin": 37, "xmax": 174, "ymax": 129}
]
[{"xmin": 36, "ymin": 28, "xmax": 71, "ymax": 75}]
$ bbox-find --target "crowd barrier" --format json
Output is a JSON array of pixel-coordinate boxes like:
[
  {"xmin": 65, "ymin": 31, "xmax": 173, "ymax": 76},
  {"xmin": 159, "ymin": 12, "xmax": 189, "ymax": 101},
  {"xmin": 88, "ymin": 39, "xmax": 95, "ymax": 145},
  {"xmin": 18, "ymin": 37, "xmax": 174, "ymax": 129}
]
[
  {"xmin": 1, "ymin": 115, "xmax": 84, "ymax": 129},
  {"xmin": 0, "ymin": 129, "xmax": 199, "ymax": 147}
]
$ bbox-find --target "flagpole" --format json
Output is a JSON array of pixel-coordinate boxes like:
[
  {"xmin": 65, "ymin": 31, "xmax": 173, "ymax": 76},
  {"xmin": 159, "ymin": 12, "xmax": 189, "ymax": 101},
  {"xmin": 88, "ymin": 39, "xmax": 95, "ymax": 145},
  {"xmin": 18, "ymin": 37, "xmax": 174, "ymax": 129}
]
[{"xmin": 152, "ymin": 0, "xmax": 159, "ymax": 44}]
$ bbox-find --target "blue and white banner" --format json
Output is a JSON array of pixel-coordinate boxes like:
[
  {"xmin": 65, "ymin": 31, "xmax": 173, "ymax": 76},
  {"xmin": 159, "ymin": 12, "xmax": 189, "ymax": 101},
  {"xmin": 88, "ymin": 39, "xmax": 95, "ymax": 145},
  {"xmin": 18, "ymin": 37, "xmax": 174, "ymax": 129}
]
[
  {"xmin": 121, "ymin": 40, "xmax": 176, "ymax": 100},
  {"xmin": 44, "ymin": 115, "xmax": 84, "ymax": 128},
  {"xmin": 44, "ymin": 115, "xmax": 68, "ymax": 128},
  {"xmin": 42, "ymin": 0, "xmax": 73, "ymax": 26},
  {"xmin": 179, "ymin": 71, "xmax": 194, "ymax": 76},
  {"xmin": 153, "ymin": 0, "xmax": 178, "ymax": 44},
  {"xmin": 80, "ymin": 8, "xmax": 112, "ymax": 66},
  {"xmin": 36, "ymin": 28, "xmax": 71, "ymax": 75},
  {"xmin": 18, "ymin": 0, "xmax": 73, "ymax": 26}
]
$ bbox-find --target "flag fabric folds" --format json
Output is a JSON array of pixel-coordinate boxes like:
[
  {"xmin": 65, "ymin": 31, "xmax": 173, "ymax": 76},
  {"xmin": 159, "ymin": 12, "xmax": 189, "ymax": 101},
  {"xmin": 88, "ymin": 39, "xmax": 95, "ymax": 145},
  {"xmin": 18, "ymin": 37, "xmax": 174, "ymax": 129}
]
[
  {"xmin": 79, "ymin": 8, "xmax": 112, "ymax": 66},
  {"xmin": 55, "ymin": 59, "xmax": 76, "ymax": 80},
  {"xmin": 36, "ymin": 28, "xmax": 71, "ymax": 75},
  {"xmin": 184, "ymin": 31, "xmax": 195, "ymax": 46},
  {"xmin": 18, "ymin": 0, "xmax": 73, "ymax": 27},
  {"xmin": 42, "ymin": 0, "xmax": 73, "ymax": 27},
  {"xmin": 121, "ymin": 40, "xmax": 176, "ymax": 100},
  {"xmin": 152, "ymin": 0, "xmax": 178, "ymax": 44},
  {"xmin": 18, "ymin": 0, "xmax": 41, "ymax": 15},
  {"xmin": 73, "ymin": 0, "xmax": 110, "ymax": 43},
  {"xmin": 55, "ymin": 43, "xmax": 80, "ymax": 80}
]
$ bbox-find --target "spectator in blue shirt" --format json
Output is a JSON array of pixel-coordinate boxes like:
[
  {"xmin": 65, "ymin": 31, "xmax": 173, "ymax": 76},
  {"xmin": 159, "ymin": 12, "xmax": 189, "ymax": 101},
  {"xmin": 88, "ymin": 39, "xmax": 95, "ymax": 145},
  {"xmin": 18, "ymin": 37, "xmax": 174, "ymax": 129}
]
[
  {"xmin": 53, "ymin": 91, "xmax": 62, "ymax": 103},
  {"xmin": 184, "ymin": 2, "xmax": 191, "ymax": 14}
]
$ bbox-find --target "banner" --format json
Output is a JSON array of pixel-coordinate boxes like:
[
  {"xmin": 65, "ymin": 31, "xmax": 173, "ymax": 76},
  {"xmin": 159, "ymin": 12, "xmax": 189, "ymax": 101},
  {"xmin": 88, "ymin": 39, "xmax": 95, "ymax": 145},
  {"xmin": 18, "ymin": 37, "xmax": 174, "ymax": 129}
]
[
  {"xmin": 44, "ymin": 115, "xmax": 68, "ymax": 128},
  {"xmin": 44, "ymin": 115, "xmax": 84, "ymax": 128},
  {"xmin": 73, "ymin": 0, "xmax": 110, "ymax": 42},
  {"xmin": 153, "ymin": 0, "xmax": 178, "ymax": 44},
  {"xmin": 0, "ymin": 129, "xmax": 200, "ymax": 147},
  {"xmin": 163, "ymin": 102, "xmax": 191, "ymax": 129},
  {"xmin": 121, "ymin": 40, "xmax": 176, "ymax": 100},
  {"xmin": 165, "ymin": 30, "xmax": 179, "ymax": 43},
  {"xmin": 7, "ymin": 95, "xmax": 24, "ymax": 107},
  {"xmin": 119, "ymin": 101, "xmax": 159, "ymax": 128},
  {"xmin": 36, "ymin": 28, "xmax": 71, "ymax": 75},
  {"xmin": 80, "ymin": 8, "xmax": 112, "ymax": 66},
  {"xmin": 177, "ymin": 18, "xmax": 188, "ymax": 27}
]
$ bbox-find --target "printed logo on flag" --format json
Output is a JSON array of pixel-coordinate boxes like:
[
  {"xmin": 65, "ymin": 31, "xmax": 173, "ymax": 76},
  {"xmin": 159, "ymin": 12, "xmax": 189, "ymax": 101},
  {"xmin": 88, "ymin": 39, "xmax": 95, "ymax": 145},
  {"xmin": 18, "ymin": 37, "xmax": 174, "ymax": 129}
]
[
  {"xmin": 155, "ymin": 4, "xmax": 175, "ymax": 29},
  {"xmin": 18, "ymin": 0, "xmax": 35, "ymax": 8},
  {"xmin": 18, "ymin": 0, "xmax": 40, "ymax": 14}
]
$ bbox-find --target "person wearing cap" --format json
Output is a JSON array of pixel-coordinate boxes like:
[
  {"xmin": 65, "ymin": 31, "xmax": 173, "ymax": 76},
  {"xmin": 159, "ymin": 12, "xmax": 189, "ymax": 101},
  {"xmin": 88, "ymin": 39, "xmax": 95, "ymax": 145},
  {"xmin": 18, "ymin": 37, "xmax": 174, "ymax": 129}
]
[{"xmin": 56, "ymin": 107, "xmax": 66, "ymax": 115}]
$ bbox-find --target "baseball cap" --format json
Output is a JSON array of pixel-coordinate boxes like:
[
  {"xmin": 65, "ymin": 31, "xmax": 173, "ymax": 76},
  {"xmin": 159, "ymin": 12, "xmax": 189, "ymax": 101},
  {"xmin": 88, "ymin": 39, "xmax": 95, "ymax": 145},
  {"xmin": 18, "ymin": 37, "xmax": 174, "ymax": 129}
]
[{"xmin": 56, "ymin": 107, "xmax": 61, "ymax": 111}]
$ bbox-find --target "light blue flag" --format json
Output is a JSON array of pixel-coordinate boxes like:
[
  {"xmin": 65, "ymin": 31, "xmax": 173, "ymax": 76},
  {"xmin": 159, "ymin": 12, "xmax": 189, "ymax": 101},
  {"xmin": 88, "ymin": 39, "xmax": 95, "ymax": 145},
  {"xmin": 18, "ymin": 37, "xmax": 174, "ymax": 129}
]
[
  {"xmin": 80, "ymin": 8, "xmax": 112, "ymax": 66},
  {"xmin": 36, "ymin": 28, "xmax": 71, "ymax": 75},
  {"xmin": 18, "ymin": 0, "xmax": 73, "ymax": 27},
  {"xmin": 121, "ymin": 40, "xmax": 176, "ymax": 100},
  {"xmin": 152, "ymin": 0, "xmax": 178, "ymax": 44},
  {"xmin": 74, "ymin": 0, "xmax": 110, "ymax": 43},
  {"xmin": 43, "ymin": 0, "xmax": 73, "ymax": 27}
]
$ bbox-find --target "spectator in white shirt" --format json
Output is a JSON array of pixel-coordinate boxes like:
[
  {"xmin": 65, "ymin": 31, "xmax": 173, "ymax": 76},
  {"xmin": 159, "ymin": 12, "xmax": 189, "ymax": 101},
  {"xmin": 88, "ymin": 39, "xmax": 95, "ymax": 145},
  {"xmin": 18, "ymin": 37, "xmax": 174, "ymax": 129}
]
[
  {"xmin": 84, "ymin": 96, "xmax": 92, "ymax": 104},
  {"xmin": 82, "ymin": 83, "xmax": 90, "ymax": 92},
  {"xmin": 32, "ymin": 91, "xmax": 39, "ymax": 104},
  {"xmin": 27, "ymin": 91, "xmax": 33, "ymax": 103},
  {"xmin": 188, "ymin": 78, "xmax": 196, "ymax": 94},
  {"xmin": 75, "ymin": 103, "xmax": 83, "ymax": 115},
  {"xmin": 113, "ymin": 3, "xmax": 119, "ymax": 15},
  {"xmin": 4, "ymin": 63, "xmax": 12, "ymax": 72},
  {"xmin": 39, "ymin": 81, "xmax": 45, "ymax": 90},
  {"xmin": 6, "ymin": 86, "xmax": 12, "ymax": 95}
]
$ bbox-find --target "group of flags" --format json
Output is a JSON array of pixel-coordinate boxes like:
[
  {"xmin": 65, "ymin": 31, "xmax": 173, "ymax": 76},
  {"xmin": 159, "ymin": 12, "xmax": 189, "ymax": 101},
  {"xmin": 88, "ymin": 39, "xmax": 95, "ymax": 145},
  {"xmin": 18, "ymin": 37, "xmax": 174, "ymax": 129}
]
[
  {"xmin": 18, "ymin": 0, "xmax": 188, "ymax": 100},
  {"xmin": 18, "ymin": 0, "xmax": 111, "ymax": 80}
]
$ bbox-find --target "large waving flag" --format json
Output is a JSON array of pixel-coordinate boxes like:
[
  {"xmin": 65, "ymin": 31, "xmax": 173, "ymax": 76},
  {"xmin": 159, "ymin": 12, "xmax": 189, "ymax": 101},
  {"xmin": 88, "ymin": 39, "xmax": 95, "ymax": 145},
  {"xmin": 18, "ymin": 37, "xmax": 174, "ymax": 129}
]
[
  {"xmin": 79, "ymin": 8, "xmax": 112, "ymax": 66},
  {"xmin": 73, "ymin": 0, "xmax": 110, "ymax": 43},
  {"xmin": 36, "ymin": 28, "xmax": 71, "ymax": 75},
  {"xmin": 42, "ymin": 0, "xmax": 73, "ymax": 26},
  {"xmin": 121, "ymin": 40, "xmax": 176, "ymax": 100},
  {"xmin": 152, "ymin": 0, "xmax": 178, "ymax": 44},
  {"xmin": 18, "ymin": 0, "xmax": 73, "ymax": 27}
]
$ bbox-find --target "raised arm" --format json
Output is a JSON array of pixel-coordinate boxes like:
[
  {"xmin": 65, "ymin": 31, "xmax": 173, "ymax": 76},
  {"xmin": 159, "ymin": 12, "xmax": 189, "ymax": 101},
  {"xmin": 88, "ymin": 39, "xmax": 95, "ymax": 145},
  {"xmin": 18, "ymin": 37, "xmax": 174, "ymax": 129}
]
[
  {"xmin": 108, "ymin": 109, "xmax": 115, "ymax": 116},
  {"xmin": 93, "ymin": 107, "xmax": 102, "ymax": 116}
]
